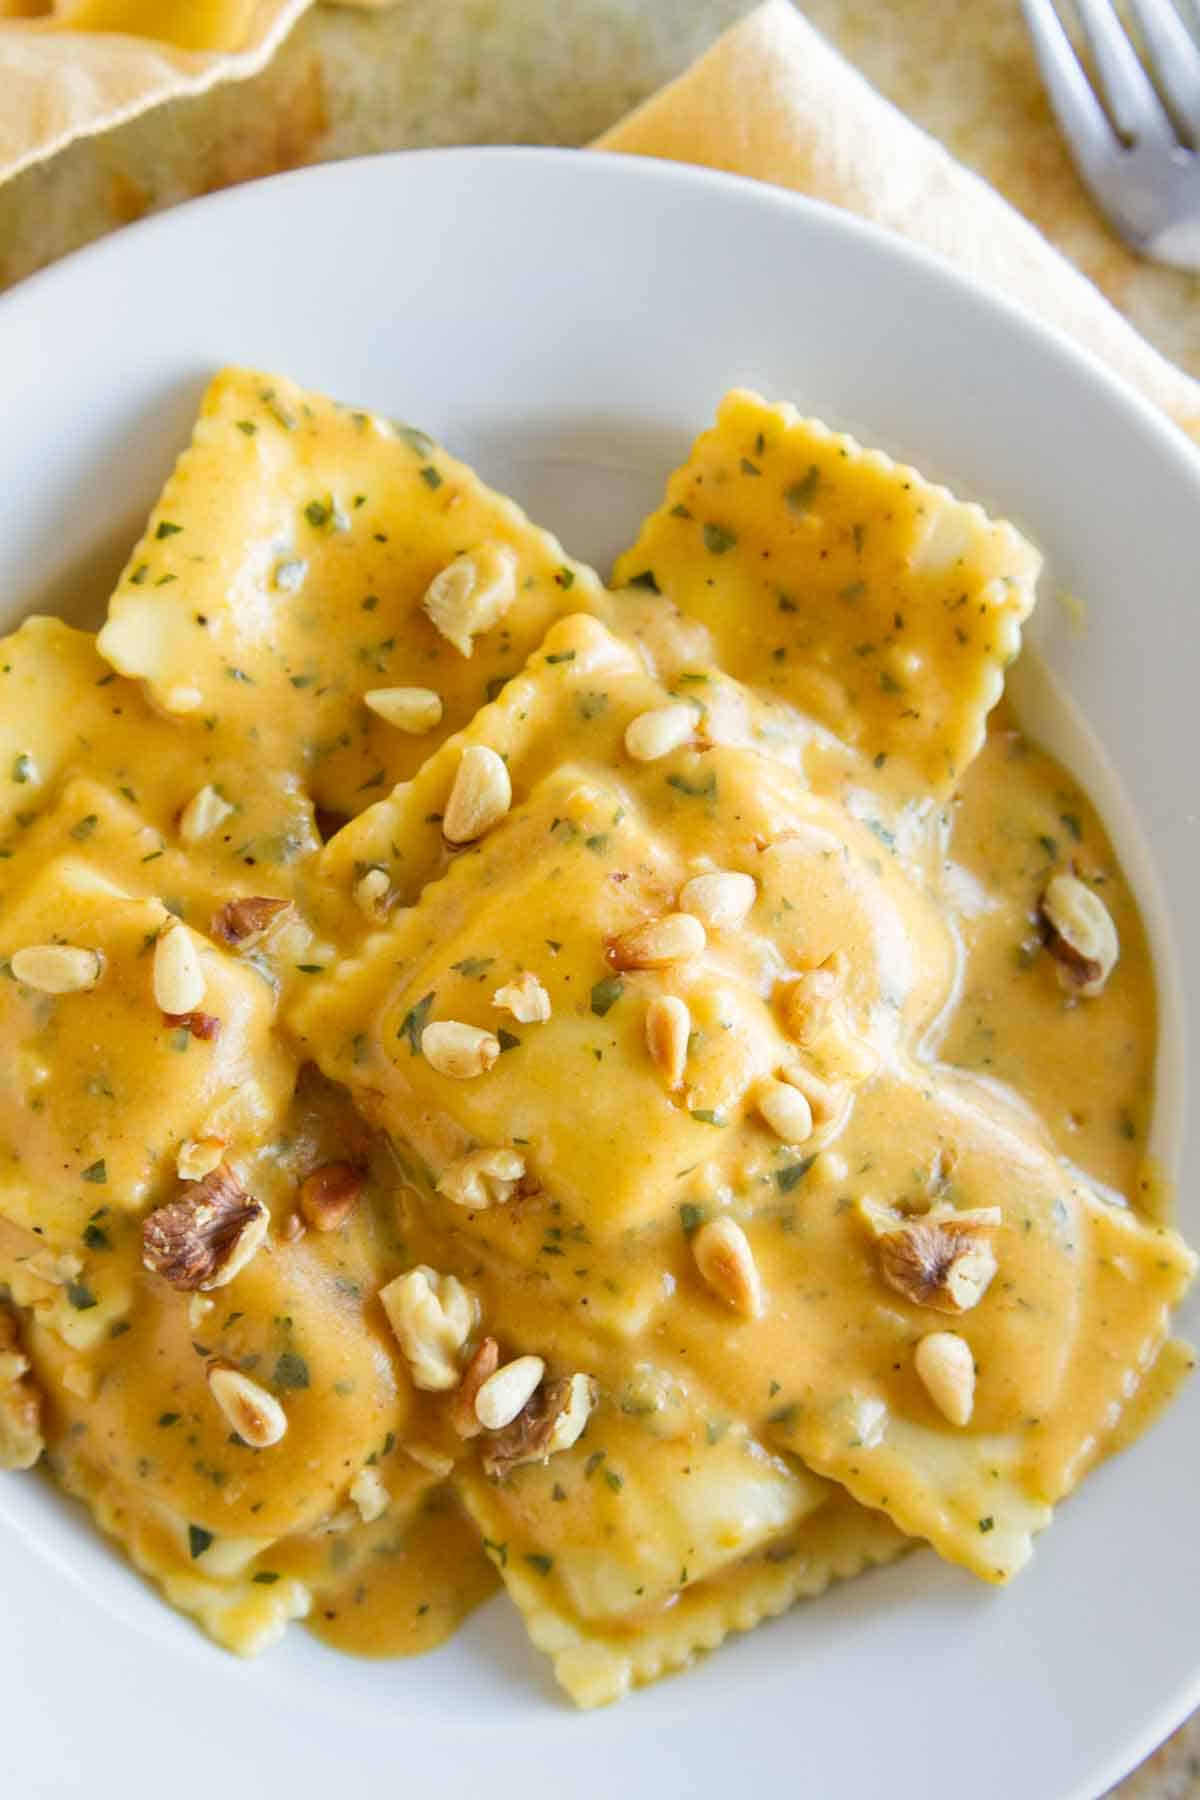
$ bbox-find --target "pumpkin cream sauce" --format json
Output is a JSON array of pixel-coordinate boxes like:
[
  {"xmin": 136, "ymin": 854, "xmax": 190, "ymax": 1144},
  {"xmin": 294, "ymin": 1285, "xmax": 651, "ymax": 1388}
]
[
  {"xmin": 1, "ymin": 371, "xmax": 1194, "ymax": 1710},
  {"xmin": 282, "ymin": 1488, "xmax": 499, "ymax": 1660},
  {"xmin": 940, "ymin": 705, "xmax": 1158, "ymax": 1207}
]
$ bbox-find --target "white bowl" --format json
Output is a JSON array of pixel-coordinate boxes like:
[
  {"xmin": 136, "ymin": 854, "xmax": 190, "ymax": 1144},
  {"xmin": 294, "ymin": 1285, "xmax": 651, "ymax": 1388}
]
[{"xmin": 1, "ymin": 148, "xmax": 1197, "ymax": 1800}]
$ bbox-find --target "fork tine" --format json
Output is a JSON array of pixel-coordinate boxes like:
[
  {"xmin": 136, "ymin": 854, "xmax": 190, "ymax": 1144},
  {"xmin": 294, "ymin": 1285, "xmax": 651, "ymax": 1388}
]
[
  {"xmin": 1126, "ymin": 0, "xmax": 1200, "ymax": 140},
  {"xmin": 1072, "ymin": 0, "xmax": 1180, "ymax": 145},
  {"xmin": 1020, "ymin": 0, "xmax": 1119, "ymax": 181}
]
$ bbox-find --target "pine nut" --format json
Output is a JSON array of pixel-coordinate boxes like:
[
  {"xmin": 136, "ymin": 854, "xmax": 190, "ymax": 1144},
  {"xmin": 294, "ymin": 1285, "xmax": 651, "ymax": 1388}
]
[
  {"xmin": 692, "ymin": 1218, "xmax": 764, "ymax": 1318},
  {"xmin": 645, "ymin": 994, "xmax": 691, "ymax": 1087},
  {"xmin": 608, "ymin": 912, "xmax": 706, "ymax": 970},
  {"xmin": 208, "ymin": 1365, "xmax": 288, "ymax": 1447},
  {"xmin": 153, "ymin": 923, "xmax": 205, "ymax": 1015},
  {"xmin": 421, "ymin": 1020, "xmax": 501, "ymax": 1078},
  {"xmin": 757, "ymin": 1079, "xmax": 814, "ymax": 1144},
  {"xmin": 364, "ymin": 686, "xmax": 443, "ymax": 734},
  {"xmin": 10, "ymin": 945, "xmax": 104, "ymax": 995},
  {"xmin": 442, "ymin": 745, "xmax": 511, "ymax": 845},
  {"xmin": 914, "ymin": 1332, "xmax": 975, "ymax": 1426},
  {"xmin": 624, "ymin": 703, "xmax": 696, "ymax": 762},
  {"xmin": 354, "ymin": 867, "xmax": 391, "ymax": 919},
  {"xmin": 475, "ymin": 1355, "xmax": 546, "ymax": 1430},
  {"xmin": 679, "ymin": 870, "xmax": 756, "ymax": 930}
]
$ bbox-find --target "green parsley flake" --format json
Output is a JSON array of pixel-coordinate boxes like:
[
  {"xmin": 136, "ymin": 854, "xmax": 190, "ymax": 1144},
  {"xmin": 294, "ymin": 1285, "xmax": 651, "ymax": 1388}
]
[
  {"xmin": 272, "ymin": 1351, "xmax": 310, "ymax": 1391},
  {"xmin": 590, "ymin": 976, "xmax": 624, "ymax": 1017},
  {"xmin": 399, "ymin": 991, "xmax": 435, "ymax": 1054},
  {"xmin": 703, "ymin": 522, "xmax": 737, "ymax": 555}
]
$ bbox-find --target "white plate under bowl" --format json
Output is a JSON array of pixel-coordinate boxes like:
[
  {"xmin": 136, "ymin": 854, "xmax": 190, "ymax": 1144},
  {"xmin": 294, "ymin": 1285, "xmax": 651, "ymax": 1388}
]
[{"xmin": 0, "ymin": 148, "xmax": 1197, "ymax": 1800}]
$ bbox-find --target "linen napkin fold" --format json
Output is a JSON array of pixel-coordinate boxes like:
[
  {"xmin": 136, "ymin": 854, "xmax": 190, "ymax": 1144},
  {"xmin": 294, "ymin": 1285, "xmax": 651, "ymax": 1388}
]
[
  {"xmin": 596, "ymin": 0, "xmax": 1200, "ymax": 444},
  {"xmin": 0, "ymin": 0, "xmax": 318, "ymax": 182}
]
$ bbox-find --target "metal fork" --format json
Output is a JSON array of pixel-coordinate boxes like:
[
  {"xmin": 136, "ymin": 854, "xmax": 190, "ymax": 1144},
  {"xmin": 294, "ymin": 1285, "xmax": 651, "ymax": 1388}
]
[{"xmin": 1020, "ymin": 0, "xmax": 1200, "ymax": 268}]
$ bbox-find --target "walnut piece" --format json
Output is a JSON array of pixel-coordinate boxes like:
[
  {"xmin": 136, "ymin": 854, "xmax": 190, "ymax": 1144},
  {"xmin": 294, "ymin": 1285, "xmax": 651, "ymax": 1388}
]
[
  {"xmin": 211, "ymin": 896, "xmax": 293, "ymax": 948},
  {"xmin": 1040, "ymin": 872, "xmax": 1119, "ymax": 997},
  {"xmin": 451, "ymin": 1336, "xmax": 500, "ymax": 1438},
  {"xmin": 874, "ymin": 1207, "xmax": 1000, "ymax": 1314},
  {"xmin": 298, "ymin": 1162, "xmax": 364, "ymax": 1232},
  {"xmin": 162, "ymin": 1009, "xmax": 222, "ymax": 1041},
  {"xmin": 0, "ymin": 1305, "xmax": 43, "ymax": 1470},
  {"xmin": 142, "ymin": 1164, "xmax": 269, "ymax": 1291},
  {"xmin": 481, "ymin": 1372, "xmax": 598, "ymax": 1478}
]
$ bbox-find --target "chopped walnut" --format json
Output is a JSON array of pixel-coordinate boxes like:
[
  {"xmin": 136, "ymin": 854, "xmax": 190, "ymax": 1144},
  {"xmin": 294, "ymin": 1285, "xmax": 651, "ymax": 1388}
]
[
  {"xmin": 142, "ymin": 1164, "xmax": 269, "ymax": 1291},
  {"xmin": 298, "ymin": 1163, "xmax": 364, "ymax": 1232},
  {"xmin": 0, "ymin": 1306, "xmax": 43, "ymax": 1470},
  {"xmin": 162, "ymin": 1010, "xmax": 222, "ymax": 1041},
  {"xmin": 873, "ymin": 1206, "xmax": 1000, "ymax": 1314},
  {"xmin": 1040, "ymin": 872, "xmax": 1119, "ymax": 997},
  {"xmin": 379, "ymin": 1265, "xmax": 478, "ymax": 1392},
  {"xmin": 481, "ymin": 1372, "xmax": 598, "ymax": 1478},
  {"xmin": 451, "ymin": 1336, "xmax": 500, "ymax": 1438},
  {"xmin": 211, "ymin": 896, "xmax": 293, "ymax": 948},
  {"xmin": 436, "ymin": 1147, "xmax": 526, "ymax": 1209}
]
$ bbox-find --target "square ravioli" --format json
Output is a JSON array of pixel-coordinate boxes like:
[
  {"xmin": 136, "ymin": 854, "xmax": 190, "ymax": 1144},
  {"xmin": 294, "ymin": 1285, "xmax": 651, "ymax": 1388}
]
[
  {"xmin": 612, "ymin": 390, "xmax": 1041, "ymax": 795},
  {"xmin": 0, "ymin": 851, "xmax": 294, "ymax": 1243},
  {"xmin": 456, "ymin": 1388, "xmax": 906, "ymax": 1707},
  {"xmin": 649, "ymin": 1068, "xmax": 1195, "ymax": 1582},
  {"xmin": 95, "ymin": 368, "xmax": 605, "ymax": 818},
  {"xmin": 289, "ymin": 615, "xmax": 958, "ymax": 1244},
  {"xmin": 0, "ymin": 616, "xmax": 322, "ymax": 900}
]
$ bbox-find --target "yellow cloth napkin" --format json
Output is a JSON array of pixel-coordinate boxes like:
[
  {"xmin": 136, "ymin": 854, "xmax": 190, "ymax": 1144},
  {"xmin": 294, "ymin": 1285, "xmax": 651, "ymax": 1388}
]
[
  {"xmin": 597, "ymin": 0, "xmax": 1200, "ymax": 443},
  {"xmin": 0, "ymin": 0, "xmax": 326, "ymax": 181}
]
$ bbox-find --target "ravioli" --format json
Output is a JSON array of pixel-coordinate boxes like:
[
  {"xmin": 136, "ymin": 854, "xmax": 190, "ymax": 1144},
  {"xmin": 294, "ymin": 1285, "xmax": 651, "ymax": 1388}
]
[
  {"xmin": 0, "ymin": 374, "xmax": 1192, "ymax": 1705},
  {"xmin": 95, "ymin": 368, "xmax": 605, "ymax": 818},
  {"xmin": 613, "ymin": 390, "xmax": 1041, "ymax": 795},
  {"xmin": 0, "ymin": 616, "xmax": 321, "ymax": 893},
  {"xmin": 0, "ymin": 852, "xmax": 294, "ymax": 1242},
  {"xmin": 289, "ymin": 615, "xmax": 957, "ymax": 1247},
  {"xmin": 459, "ymin": 1450, "xmax": 907, "ymax": 1707}
]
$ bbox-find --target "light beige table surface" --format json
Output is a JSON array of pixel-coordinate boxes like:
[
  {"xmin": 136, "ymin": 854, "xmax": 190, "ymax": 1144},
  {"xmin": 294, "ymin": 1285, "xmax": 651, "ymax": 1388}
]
[{"xmin": 0, "ymin": 3, "xmax": 1197, "ymax": 1792}]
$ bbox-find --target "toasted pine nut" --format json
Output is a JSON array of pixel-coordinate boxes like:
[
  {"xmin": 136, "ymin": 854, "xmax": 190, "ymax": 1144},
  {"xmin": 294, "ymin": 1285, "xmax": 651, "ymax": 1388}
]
[
  {"xmin": 757, "ymin": 1079, "xmax": 814, "ymax": 1144},
  {"xmin": 914, "ymin": 1332, "xmax": 975, "ymax": 1426},
  {"xmin": 443, "ymin": 745, "xmax": 511, "ymax": 845},
  {"xmin": 10, "ymin": 945, "xmax": 104, "ymax": 995},
  {"xmin": 692, "ymin": 1218, "xmax": 764, "ymax": 1318},
  {"xmin": 208, "ymin": 1365, "xmax": 288, "ymax": 1448},
  {"xmin": 645, "ymin": 994, "xmax": 691, "ymax": 1087},
  {"xmin": 153, "ymin": 923, "xmax": 205, "ymax": 1015},
  {"xmin": 679, "ymin": 871, "xmax": 756, "ymax": 930},
  {"xmin": 475, "ymin": 1354, "xmax": 546, "ymax": 1430},
  {"xmin": 365, "ymin": 686, "xmax": 444, "ymax": 734},
  {"xmin": 354, "ymin": 867, "xmax": 390, "ymax": 919},
  {"xmin": 421, "ymin": 1020, "xmax": 501, "ymax": 1079},
  {"xmin": 608, "ymin": 912, "xmax": 706, "ymax": 970},
  {"xmin": 623, "ymin": 703, "xmax": 696, "ymax": 762}
]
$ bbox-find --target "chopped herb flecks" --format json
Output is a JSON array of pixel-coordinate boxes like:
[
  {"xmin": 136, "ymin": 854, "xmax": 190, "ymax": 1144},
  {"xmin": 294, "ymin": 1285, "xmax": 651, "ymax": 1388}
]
[{"xmin": 590, "ymin": 977, "xmax": 624, "ymax": 1017}]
